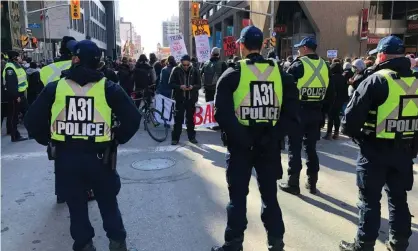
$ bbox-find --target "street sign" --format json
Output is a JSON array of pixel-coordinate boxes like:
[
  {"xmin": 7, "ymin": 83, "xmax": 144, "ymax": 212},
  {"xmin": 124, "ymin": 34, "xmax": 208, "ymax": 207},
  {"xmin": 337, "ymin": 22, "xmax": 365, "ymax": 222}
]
[
  {"xmin": 271, "ymin": 31, "xmax": 276, "ymax": 37},
  {"xmin": 327, "ymin": 49, "xmax": 338, "ymax": 58},
  {"xmin": 28, "ymin": 23, "xmax": 40, "ymax": 29}
]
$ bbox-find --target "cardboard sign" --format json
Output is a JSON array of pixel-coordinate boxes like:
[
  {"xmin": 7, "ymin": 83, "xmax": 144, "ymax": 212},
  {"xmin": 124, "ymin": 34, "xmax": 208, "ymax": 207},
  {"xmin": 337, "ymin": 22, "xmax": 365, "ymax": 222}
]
[
  {"xmin": 155, "ymin": 95, "xmax": 218, "ymax": 128},
  {"xmin": 326, "ymin": 50, "xmax": 338, "ymax": 58},
  {"xmin": 195, "ymin": 35, "xmax": 211, "ymax": 63},
  {"xmin": 223, "ymin": 36, "xmax": 237, "ymax": 57},
  {"xmin": 168, "ymin": 34, "xmax": 188, "ymax": 62},
  {"xmin": 192, "ymin": 19, "xmax": 211, "ymax": 37}
]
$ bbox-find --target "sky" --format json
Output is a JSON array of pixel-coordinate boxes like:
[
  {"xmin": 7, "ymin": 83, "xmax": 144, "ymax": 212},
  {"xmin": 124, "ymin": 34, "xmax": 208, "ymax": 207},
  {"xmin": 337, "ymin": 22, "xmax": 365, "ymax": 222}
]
[{"xmin": 119, "ymin": 0, "xmax": 179, "ymax": 54}]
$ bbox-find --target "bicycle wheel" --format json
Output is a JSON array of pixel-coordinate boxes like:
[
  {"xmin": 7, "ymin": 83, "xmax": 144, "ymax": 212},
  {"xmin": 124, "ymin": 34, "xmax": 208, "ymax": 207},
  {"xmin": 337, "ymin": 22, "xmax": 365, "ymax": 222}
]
[{"xmin": 144, "ymin": 108, "xmax": 169, "ymax": 142}]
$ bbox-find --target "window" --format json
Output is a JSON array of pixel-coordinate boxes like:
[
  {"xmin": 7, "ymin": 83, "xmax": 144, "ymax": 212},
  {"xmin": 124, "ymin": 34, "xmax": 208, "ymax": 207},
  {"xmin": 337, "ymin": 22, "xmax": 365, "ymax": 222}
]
[
  {"xmin": 216, "ymin": 2, "xmax": 221, "ymax": 11},
  {"xmin": 209, "ymin": 8, "xmax": 213, "ymax": 16},
  {"xmin": 203, "ymin": 14, "xmax": 207, "ymax": 19}
]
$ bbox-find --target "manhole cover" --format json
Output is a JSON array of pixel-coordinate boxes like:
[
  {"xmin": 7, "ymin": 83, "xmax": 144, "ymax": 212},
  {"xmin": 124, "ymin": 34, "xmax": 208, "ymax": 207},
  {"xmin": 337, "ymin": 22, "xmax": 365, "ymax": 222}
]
[{"xmin": 131, "ymin": 158, "xmax": 176, "ymax": 171}]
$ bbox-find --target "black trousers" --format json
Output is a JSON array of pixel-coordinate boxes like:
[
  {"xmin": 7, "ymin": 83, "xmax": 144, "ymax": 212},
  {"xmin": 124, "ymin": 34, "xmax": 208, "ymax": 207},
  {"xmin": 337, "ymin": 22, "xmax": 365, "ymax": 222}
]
[
  {"xmin": 7, "ymin": 98, "xmax": 21, "ymax": 140},
  {"xmin": 171, "ymin": 99, "xmax": 196, "ymax": 141},
  {"xmin": 1, "ymin": 102, "xmax": 10, "ymax": 133},
  {"xmin": 327, "ymin": 102, "xmax": 344, "ymax": 134},
  {"xmin": 205, "ymin": 89, "xmax": 216, "ymax": 102},
  {"xmin": 223, "ymin": 142, "xmax": 285, "ymax": 250}
]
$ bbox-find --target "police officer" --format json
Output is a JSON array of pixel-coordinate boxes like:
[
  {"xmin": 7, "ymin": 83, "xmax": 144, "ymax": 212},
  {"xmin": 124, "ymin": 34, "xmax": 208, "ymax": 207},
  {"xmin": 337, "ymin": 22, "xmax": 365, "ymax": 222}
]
[
  {"xmin": 24, "ymin": 40, "xmax": 141, "ymax": 251},
  {"xmin": 339, "ymin": 36, "xmax": 416, "ymax": 251},
  {"xmin": 2, "ymin": 50, "xmax": 29, "ymax": 142},
  {"xmin": 279, "ymin": 37, "xmax": 333, "ymax": 195},
  {"xmin": 211, "ymin": 26, "xmax": 299, "ymax": 251},
  {"xmin": 40, "ymin": 36, "xmax": 75, "ymax": 86}
]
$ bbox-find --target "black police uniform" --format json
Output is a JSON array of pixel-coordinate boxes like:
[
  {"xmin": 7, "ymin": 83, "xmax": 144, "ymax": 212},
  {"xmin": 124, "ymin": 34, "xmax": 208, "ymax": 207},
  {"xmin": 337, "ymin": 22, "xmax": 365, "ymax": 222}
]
[
  {"xmin": 24, "ymin": 41, "xmax": 141, "ymax": 251},
  {"xmin": 279, "ymin": 53, "xmax": 334, "ymax": 195},
  {"xmin": 212, "ymin": 53, "xmax": 300, "ymax": 251},
  {"xmin": 339, "ymin": 56, "xmax": 416, "ymax": 251},
  {"xmin": 3, "ymin": 53, "xmax": 28, "ymax": 142}
]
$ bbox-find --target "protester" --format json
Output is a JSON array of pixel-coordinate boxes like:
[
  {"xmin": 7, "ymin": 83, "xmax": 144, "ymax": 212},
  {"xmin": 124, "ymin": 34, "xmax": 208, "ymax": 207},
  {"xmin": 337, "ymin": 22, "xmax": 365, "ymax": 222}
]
[
  {"xmin": 342, "ymin": 62, "xmax": 354, "ymax": 84},
  {"xmin": 133, "ymin": 54, "xmax": 156, "ymax": 106},
  {"xmin": 117, "ymin": 57, "xmax": 134, "ymax": 95},
  {"xmin": 323, "ymin": 62, "xmax": 346, "ymax": 140},
  {"xmin": 348, "ymin": 59, "xmax": 367, "ymax": 95},
  {"xmin": 200, "ymin": 47, "xmax": 227, "ymax": 102},
  {"xmin": 151, "ymin": 53, "xmax": 163, "ymax": 90},
  {"xmin": 169, "ymin": 55, "xmax": 201, "ymax": 145},
  {"xmin": 26, "ymin": 62, "xmax": 43, "ymax": 105},
  {"xmin": 157, "ymin": 56, "xmax": 176, "ymax": 98},
  {"xmin": 98, "ymin": 61, "xmax": 119, "ymax": 84},
  {"xmin": 282, "ymin": 56, "xmax": 294, "ymax": 71}
]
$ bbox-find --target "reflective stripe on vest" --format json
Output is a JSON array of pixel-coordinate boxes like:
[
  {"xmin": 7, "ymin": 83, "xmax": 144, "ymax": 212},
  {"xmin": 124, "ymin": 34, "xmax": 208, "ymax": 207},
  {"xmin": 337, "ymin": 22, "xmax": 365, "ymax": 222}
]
[
  {"xmin": 50, "ymin": 78, "xmax": 112, "ymax": 142},
  {"xmin": 233, "ymin": 59, "xmax": 283, "ymax": 126},
  {"xmin": 2, "ymin": 63, "xmax": 28, "ymax": 92},
  {"xmin": 297, "ymin": 57, "xmax": 329, "ymax": 101},
  {"xmin": 364, "ymin": 69, "xmax": 418, "ymax": 139},
  {"xmin": 40, "ymin": 60, "xmax": 72, "ymax": 86}
]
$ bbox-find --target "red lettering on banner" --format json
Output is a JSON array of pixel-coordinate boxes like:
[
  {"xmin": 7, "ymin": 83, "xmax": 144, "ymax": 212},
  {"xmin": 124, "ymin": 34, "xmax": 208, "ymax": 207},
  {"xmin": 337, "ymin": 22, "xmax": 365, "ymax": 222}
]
[
  {"xmin": 194, "ymin": 106, "xmax": 203, "ymax": 126},
  {"xmin": 211, "ymin": 105, "xmax": 216, "ymax": 123},
  {"xmin": 203, "ymin": 104, "xmax": 212, "ymax": 124}
]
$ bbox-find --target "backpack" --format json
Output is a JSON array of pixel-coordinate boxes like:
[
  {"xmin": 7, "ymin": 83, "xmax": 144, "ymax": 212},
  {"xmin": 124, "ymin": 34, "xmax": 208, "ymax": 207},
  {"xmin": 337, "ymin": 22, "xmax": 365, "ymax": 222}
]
[{"xmin": 202, "ymin": 60, "xmax": 223, "ymax": 90}]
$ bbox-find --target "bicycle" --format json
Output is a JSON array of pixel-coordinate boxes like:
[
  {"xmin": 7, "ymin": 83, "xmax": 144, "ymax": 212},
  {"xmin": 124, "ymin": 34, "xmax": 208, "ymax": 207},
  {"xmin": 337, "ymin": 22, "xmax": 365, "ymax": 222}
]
[{"xmin": 131, "ymin": 89, "xmax": 169, "ymax": 142}]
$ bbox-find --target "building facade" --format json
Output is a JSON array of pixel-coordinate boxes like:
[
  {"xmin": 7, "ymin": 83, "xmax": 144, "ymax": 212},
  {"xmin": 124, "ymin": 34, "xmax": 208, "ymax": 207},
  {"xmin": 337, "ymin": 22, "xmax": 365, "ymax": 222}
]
[
  {"xmin": 162, "ymin": 16, "xmax": 180, "ymax": 47},
  {"xmin": 18, "ymin": 0, "xmax": 120, "ymax": 60},
  {"xmin": 192, "ymin": 0, "xmax": 418, "ymax": 59}
]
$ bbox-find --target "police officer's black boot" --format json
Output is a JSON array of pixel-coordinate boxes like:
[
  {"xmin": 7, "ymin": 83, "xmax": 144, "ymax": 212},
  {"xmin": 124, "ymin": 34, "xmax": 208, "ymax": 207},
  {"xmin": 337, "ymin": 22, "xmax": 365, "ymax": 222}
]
[
  {"xmin": 109, "ymin": 239, "xmax": 138, "ymax": 251},
  {"xmin": 268, "ymin": 237, "xmax": 285, "ymax": 251},
  {"xmin": 211, "ymin": 246, "xmax": 243, "ymax": 251},
  {"xmin": 305, "ymin": 174, "xmax": 318, "ymax": 195},
  {"xmin": 80, "ymin": 241, "xmax": 97, "ymax": 251},
  {"xmin": 339, "ymin": 240, "xmax": 374, "ymax": 251},
  {"xmin": 278, "ymin": 175, "xmax": 300, "ymax": 195}
]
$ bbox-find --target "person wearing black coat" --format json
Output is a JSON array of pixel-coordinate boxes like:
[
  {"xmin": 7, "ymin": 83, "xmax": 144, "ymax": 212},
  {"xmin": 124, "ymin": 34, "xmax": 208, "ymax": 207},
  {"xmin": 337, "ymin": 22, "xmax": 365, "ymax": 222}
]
[
  {"xmin": 169, "ymin": 54, "xmax": 201, "ymax": 145},
  {"xmin": 26, "ymin": 62, "xmax": 43, "ymax": 105},
  {"xmin": 117, "ymin": 57, "xmax": 134, "ymax": 95},
  {"xmin": 323, "ymin": 63, "xmax": 347, "ymax": 139},
  {"xmin": 133, "ymin": 54, "xmax": 156, "ymax": 106}
]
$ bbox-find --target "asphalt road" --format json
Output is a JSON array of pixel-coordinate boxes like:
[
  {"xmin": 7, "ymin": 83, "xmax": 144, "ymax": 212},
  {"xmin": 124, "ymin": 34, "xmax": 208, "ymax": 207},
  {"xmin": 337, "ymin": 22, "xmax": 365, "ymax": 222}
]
[{"xmin": 1, "ymin": 116, "xmax": 418, "ymax": 251}]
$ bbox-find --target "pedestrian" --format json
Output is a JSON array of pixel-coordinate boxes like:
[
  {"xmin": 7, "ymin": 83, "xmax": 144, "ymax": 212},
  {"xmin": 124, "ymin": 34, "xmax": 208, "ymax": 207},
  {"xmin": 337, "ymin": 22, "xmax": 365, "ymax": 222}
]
[
  {"xmin": 40, "ymin": 36, "xmax": 75, "ymax": 86},
  {"xmin": 133, "ymin": 54, "xmax": 156, "ymax": 106},
  {"xmin": 117, "ymin": 57, "xmax": 134, "ymax": 95},
  {"xmin": 348, "ymin": 59, "xmax": 367, "ymax": 96},
  {"xmin": 157, "ymin": 55, "xmax": 176, "ymax": 98},
  {"xmin": 24, "ymin": 40, "xmax": 141, "ymax": 251},
  {"xmin": 211, "ymin": 25, "xmax": 299, "ymax": 251},
  {"xmin": 191, "ymin": 57, "xmax": 199, "ymax": 69},
  {"xmin": 200, "ymin": 47, "xmax": 228, "ymax": 102},
  {"xmin": 169, "ymin": 54, "xmax": 201, "ymax": 145},
  {"xmin": 323, "ymin": 62, "xmax": 346, "ymax": 140},
  {"xmin": 281, "ymin": 56, "xmax": 293, "ymax": 71},
  {"xmin": 279, "ymin": 36, "xmax": 334, "ymax": 195},
  {"xmin": 2, "ymin": 50, "xmax": 29, "ymax": 142},
  {"xmin": 98, "ymin": 60, "xmax": 119, "ymax": 83},
  {"xmin": 342, "ymin": 61, "xmax": 354, "ymax": 84},
  {"xmin": 151, "ymin": 53, "xmax": 163, "ymax": 92},
  {"xmin": 339, "ymin": 35, "xmax": 417, "ymax": 251},
  {"xmin": 26, "ymin": 62, "xmax": 43, "ymax": 105}
]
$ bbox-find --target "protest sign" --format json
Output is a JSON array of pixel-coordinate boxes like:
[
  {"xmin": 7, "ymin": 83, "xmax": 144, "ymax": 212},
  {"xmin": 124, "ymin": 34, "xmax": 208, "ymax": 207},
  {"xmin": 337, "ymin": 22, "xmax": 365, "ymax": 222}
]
[
  {"xmin": 168, "ymin": 34, "xmax": 188, "ymax": 62},
  {"xmin": 223, "ymin": 36, "xmax": 237, "ymax": 57},
  {"xmin": 191, "ymin": 19, "xmax": 211, "ymax": 37},
  {"xmin": 327, "ymin": 49, "xmax": 338, "ymax": 58},
  {"xmin": 155, "ymin": 94, "xmax": 218, "ymax": 128},
  {"xmin": 195, "ymin": 35, "xmax": 211, "ymax": 63}
]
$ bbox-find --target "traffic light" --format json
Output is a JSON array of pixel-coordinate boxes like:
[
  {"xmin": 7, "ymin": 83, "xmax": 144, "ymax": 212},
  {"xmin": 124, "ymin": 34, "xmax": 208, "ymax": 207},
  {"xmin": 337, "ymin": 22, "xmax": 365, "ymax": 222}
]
[
  {"xmin": 70, "ymin": 0, "xmax": 81, "ymax": 20},
  {"xmin": 191, "ymin": 2, "xmax": 200, "ymax": 19}
]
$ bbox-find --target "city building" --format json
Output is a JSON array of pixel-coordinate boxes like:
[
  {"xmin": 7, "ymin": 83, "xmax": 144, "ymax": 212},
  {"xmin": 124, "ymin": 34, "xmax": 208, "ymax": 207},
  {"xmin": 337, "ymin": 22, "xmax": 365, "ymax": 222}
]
[
  {"xmin": 162, "ymin": 15, "xmax": 179, "ymax": 47},
  {"xmin": 16, "ymin": 0, "xmax": 120, "ymax": 60},
  {"xmin": 193, "ymin": 0, "xmax": 418, "ymax": 59},
  {"xmin": 120, "ymin": 17, "xmax": 136, "ymax": 58}
]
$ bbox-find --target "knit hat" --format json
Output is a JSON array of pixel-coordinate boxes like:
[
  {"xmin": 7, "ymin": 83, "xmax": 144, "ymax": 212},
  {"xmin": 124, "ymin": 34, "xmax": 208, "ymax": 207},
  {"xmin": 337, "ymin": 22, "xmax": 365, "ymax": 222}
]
[{"xmin": 60, "ymin": 36, "xmax": 76, "ymax": 55}]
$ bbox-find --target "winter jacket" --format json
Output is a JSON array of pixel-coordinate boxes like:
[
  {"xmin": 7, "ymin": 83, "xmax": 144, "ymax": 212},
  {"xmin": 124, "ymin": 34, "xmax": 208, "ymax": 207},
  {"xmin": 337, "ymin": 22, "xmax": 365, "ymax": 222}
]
[
  {"xmin": 200, "ymin": 57, "xmax": 227, "ymax": 91},
  {"xmin": 133, "ymin": 62, "xmax": 157, "ymax": 91},
  {"xmin": 329, "ymin": 63, "xmax": 348, "ymax": 105},
  {"xmin": 153, "ymin": 61, "xmax": 163, "ymax": 87},
  {"xmin": 117, "ymin": 63, "xmax": 133, "ymax": 94},
  {"xmin": 101, "ymin": 66, "xmax": 119, "ymax": 84},
  {"xmin": 169, "ymin": 65, "xmax": 201, "ymax": 103},
  {"xmin": 26, "ymin": 68, "xmax": 43, "ymax": 105},
  {"xmin": 158, "ymin": 64, "xmax": 175, "ymax": 98}
]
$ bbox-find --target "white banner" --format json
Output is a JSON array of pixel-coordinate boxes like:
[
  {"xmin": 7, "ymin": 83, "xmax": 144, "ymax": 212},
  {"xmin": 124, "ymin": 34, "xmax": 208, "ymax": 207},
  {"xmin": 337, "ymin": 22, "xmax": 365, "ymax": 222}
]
[
  {"xmin": 195, "ymin": 35, "xmax": 211, "ymax": 63},
  {"xmin": 168, "ymin": 33, "xmax": 188, "ymax": 62},
  {"xmin": 155, "ymin": 94, "xmax": 218, "ymax": 128}
]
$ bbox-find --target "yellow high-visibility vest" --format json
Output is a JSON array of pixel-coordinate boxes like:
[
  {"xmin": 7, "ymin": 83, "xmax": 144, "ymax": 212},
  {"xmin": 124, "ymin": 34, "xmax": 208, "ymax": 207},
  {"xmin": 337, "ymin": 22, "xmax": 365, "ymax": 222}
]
[
  {"xmin": 233, "ymin": 59, "xmax": 283, "ymax": 126},
  {"xmin": 40, "ymin": 60, "xmax": 72, "ymax": 86},
  {"xmin": 50, "ymin": 77, "xmax": 112, "ymax": 142},
  {"xmin": 363, "ymin": 69, "xmax": 418, "ymax": 139},
  {"xmin": 297, "ymin": 56, "xmax": 329, "ymax": 101},
  {"xmin": 2, "ymin": 62, "xmax": 28, "ymax": 92}
]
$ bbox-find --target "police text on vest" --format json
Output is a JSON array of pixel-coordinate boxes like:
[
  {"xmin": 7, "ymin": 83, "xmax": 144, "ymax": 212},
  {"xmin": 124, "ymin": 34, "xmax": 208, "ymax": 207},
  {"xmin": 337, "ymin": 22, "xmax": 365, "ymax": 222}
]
[
  {"xmin": 386, "ymin": 118, "xmax": 418, "ymax": 133},
  {"xmin": 56, "ymin": 97, "xmax": 105, "ymax": 136},
  {"xmin": 240, "ymin": 82, "xmax": 280, "ymax": 121},
  {"xmin": 300, "ymin": 87, "xmax": 326, "ymax": 98}
]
